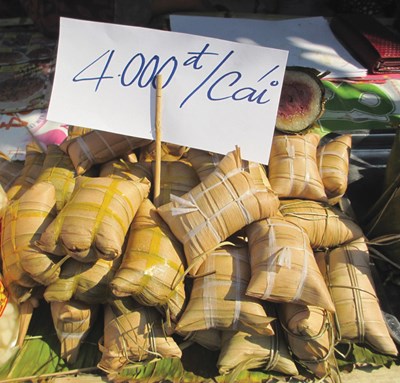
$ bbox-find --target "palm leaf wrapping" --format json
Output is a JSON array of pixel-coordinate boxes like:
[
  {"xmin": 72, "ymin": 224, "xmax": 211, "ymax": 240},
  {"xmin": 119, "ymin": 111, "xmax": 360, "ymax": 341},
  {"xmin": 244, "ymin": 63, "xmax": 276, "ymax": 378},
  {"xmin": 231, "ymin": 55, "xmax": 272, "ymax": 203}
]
[
  {"xmin": 315, "ymin": 237, "xmax": 398, "ymax": 356},
  {"xmin": 217, "ymin": 321, "xmax": 299, "ymax": 376},
  {"xmin": 98, "ymin": 297, "xmax": 182, "ymax": 373},
  {"xmin": 6, "ymin": 142, "xmax": 45, "ymax": 201},
  {"xmin": 59, "ymin": 130, "xmax": 151, "ymax": 175},
  {"xmin": 43, "ymin": 256, "xmax": 121, "ymax": 304},
  {"xmin": 316, "ymin": 134, "xmax": 352, "ymax": 205},
  {"xmin": 279, "ymin": 303, "xmax": 340, "ymax": 382},
  {"xmin": 1, "ymin": 181, "xmax": 60, "ymax": 303},
  {"xmin": 157, "ymin": 148, "xmax": 280, "ymax": 276},
  {"xmin": 0, "ymin": 153, "xmax": 23, "ymax": 192},
  {"xmin": 245, "ymin": 216, "xmax": 335, "ymax": 313},
  {"xmin": 50, "ymin": 299, "xmax": 99, "ymax": 364},
  {"xmin": 139, "ymin": 141, "xmax": 189, "ymax": 162},
  {"xmin": 175, "ymin": 242, "xmax": 275, "ymax": 336},
  {"xmin": 66, "ymin": 125, "xmax": 93, "ymax": 140},
  {"xmin": 152, "ymin": 160, "xmax": 200, "ymax": 207},
  {"xmin": 35, "ymin": 144, "xmax": 77, "ymax": 212},
  {"xmin": 36, "ymin": 176, "xmax": 150, "ymax": 262},
  {"xmin": 279, "ymin": 199, "xmax": 364, "ymax": 249},
  {"xmin": 110, "ymin": 198, "xmax": 186, "ymax": 322},
  {"xmin": 267, "ymin": 132, "xmax": 327, "ymax": 202}
]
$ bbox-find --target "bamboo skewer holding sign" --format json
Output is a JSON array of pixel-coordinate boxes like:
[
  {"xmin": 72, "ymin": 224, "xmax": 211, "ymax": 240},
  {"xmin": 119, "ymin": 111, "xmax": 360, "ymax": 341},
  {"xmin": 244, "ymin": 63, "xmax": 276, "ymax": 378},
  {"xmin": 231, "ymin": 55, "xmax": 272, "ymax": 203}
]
[{"xmin": 154, "ymin": 74, "xmax": 163, "ymax": 208}]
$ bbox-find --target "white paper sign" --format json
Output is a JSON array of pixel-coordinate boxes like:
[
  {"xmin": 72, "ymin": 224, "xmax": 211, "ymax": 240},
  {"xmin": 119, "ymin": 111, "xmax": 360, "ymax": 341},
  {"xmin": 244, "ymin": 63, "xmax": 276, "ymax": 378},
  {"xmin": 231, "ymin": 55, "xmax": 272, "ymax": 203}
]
[{"xmin": 47, "ymin": 18, "xmax": 289, "ymax": 164}]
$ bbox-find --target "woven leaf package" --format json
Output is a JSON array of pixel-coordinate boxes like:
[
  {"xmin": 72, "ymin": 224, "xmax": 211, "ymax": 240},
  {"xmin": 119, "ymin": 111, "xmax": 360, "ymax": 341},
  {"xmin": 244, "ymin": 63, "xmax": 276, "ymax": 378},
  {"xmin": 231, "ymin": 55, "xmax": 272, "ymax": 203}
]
[
  {"xmin": 0, "ymin": 184, "xmax": 7, "ymax": 216},
  {"xmin": 35, "ymin": 144, "xmax": 77, "ymax": 212},
  {"xmin": 279, "ymin": 303, "xmax": 340, "ymax": 381},
  {"xmin": 157, "ymin": 149, "xmax": 279, "ymax": 275},
  {"xmin": 99, "ymin": 158, "xmax": 152, "ymax": 183},
  {"xmin": 217, "ymin": 324, "xmax": 299, "ymax": 376},
  {"xmin": 175, "ymin": 242, "xmax": 275, "ymax": 336},
  {"xmin": 51, "ymin": 300, "xmax": 99, "ymax": 364},
  {"xmin": 60, "ymin": 130, "xmax": 151, "ymax": 175},
  {"xmin": 279, "ymin": 199, "xmax": 364, "ymax": 249},
  {"xmin": 1, "ymin": 181, "xmax": 60, "ymax": 302},
  {"xmin": 37, "ymin": 176, "xmax": 150, "ymax": 262},
  {"xmin": 317, "ymin": 134, "xmax": 352, "ymax": 205},
  {"xmin": 98, "ymin": 298, "xmax": 182, "ymax": 373},
  {"xmin": 245, "ymin": 217, "xmax": 335, "ymax": 312},
  {"xmin": 44, "ymin": 257, "xmax": 121, "ymax": 305},
  {"xmin": 315, "ymin": 237, "xmax": 398, "ymax": 356},
  {"xmin": 111, "ymin": 198, "xmax": 186, "ymax": 322},
  {"xmin": 267, "ymin": 132, "xmax": 327, "ymax": 202}
]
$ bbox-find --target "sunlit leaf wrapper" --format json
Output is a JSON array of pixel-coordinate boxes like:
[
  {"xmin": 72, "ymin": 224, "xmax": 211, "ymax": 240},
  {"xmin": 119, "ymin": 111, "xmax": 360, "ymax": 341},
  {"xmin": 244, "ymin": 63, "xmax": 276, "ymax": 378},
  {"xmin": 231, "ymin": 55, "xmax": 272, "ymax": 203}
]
[
  {"xmin": 245, "ymin": 216, "xmax": 335, "ymax": 312},
  {"xmin": 37, "ymin": 176, "xmax": 150, "ymax": 262},
  {"xmin": 111, "ymin": 198, "xmax": 186, "ymax": 322},
  {"xmin": 158, "ymin": 148, "xmax": 279, "ymax": 276},
  {"xmin": 315, "ymin": 237, "xmax": 398, "ymax": 356}
]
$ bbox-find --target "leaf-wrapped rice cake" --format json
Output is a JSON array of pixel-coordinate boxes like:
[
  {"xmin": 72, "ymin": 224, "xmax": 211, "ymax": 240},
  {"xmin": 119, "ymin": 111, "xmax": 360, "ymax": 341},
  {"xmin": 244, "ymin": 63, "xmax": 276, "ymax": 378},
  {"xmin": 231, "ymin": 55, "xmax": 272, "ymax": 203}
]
[
  {"xmin": 279, "ymin": 199, "xmax": 364, "ymax": 249},
  {"xmin": 279, "ymin": 303, "xmax": 340, "ymax": 381},
  {"xmin": 315, "ymin": 237, "xmax": 398, "ymax": 356},
  {"xmin": 158, "ymin": 148, "xmax": 279, "ymax": 275},
  {"xmin": 97, "ymin": 297, "xmax": 182, "ymax": 373},
  {"xmin": 60, "ymin": 130, "xmax": 151, "ymax": 175},
  {"xmin": 317, "ymin": 134, "xmax": 352, "ymax": 205},
  {"xmin": 37, "ymin": 176, "xmax": 150, "ymax": 262},
  {"xmin": 175, "ymin": 242, "xmax": 275, "ymax": 336},
  {"xmin": 111, "ymin": 198, "xmax": 186, "ymax": 322},
  {"xmin": 35, "ymin": 144, "xmax": 77, "ymax": 212},
  {"xmin": 246, "ymin": 216, "xmax": 335, "ymax": 312},
  {"xmin": 51, "ymin": 299, "xmax": 99, "ymax": 364},
  {"xmin": 267, "ymin": 132, "xmax": 327, "ymax": 202},
  {"xmin": 1, "ymin": 182, "xmax": 60, "ymax": 302}
]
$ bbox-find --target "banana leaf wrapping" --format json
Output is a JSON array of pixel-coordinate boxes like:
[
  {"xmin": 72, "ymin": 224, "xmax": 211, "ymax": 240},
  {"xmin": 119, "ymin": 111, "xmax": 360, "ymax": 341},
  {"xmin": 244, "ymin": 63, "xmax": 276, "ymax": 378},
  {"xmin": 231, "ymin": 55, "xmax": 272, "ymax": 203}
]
[
  {"xmin": 44, "ymin": 256, "xmax": 121, "ymax": 304},
  {"xmin": 1, "ymin": 182, "xmax": 60, "ymax": 303},
  {"xmin": 0, "ymin": 154, "xmax": 23, "ymax": 192},
  {"xmin": 157, "ymin": 149, "xmax": 280, "ymax": 276},
  {"xmin": 279, "ymin": 303, "xmax": 340, "ymax": 381},
  {"xmin": 59, "ymin": 130, "xmax": 151, "ymax": 175},
  {"xmin": 245, "ymin": 217, "xmax": 335, "ymax": 313},
  {"xmin": 315, "ymin": 237, "xmax": 398, "ymax": 356},
  {"xmin": 110, "ymin": 198, "xmax": 186, "ymax": 322},
  {"xmin": 35, "ymin": 144, "xmax": 77, "ymax": 212},
  {"xmin": 50, "ymin": 299, "xmax": 99, "ymax": 364},
  {"xmin": 185, "ymin": 148, "xmax": 224, "ymax": 181},
  {"xmin": 217, "ymin": 326, "xmax": 298, "ymax": 376},
  {"xmin": 279, "ymin": 199, "xmax": 364, "ymax": 249},
  {"xmin": 175, "ymin": 242, "xmax": 275, "ymax": 336},
  {"xmin": 267, "ymin": 132, "xmax": 327, "ymax": 202},
  {"xmin": 98, "ymin": 298, "xmax": 182, "ymax": 373},
  {"xmin": 100, "ymin": 158, "xmax": 153, "ymax": 183},
  {"xmin": 152, "ymin": 161, "xmax": 200, "ymax": 206},
  {"xmin": 139, "ymin": 141, "xmax": 189, "ymax": 162},
  {"xmin": 37, "ymin": 176, "xmax": 150, "ymax": 262},
  {"xmin": 317, "ymin": 134, "xmax": 352, "ymax": 205},
  {"xmin": 6, "ymin": 142, "xmax": 45, "ymax": 201}
]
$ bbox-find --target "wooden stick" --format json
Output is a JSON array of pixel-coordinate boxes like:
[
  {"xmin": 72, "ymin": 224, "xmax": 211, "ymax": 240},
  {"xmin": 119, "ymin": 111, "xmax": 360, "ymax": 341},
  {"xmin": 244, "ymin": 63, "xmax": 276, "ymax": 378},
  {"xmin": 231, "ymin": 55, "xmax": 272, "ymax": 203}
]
[{"xmin": 153, "ymin": 74, "xmax": 163, "ymax": 208}]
